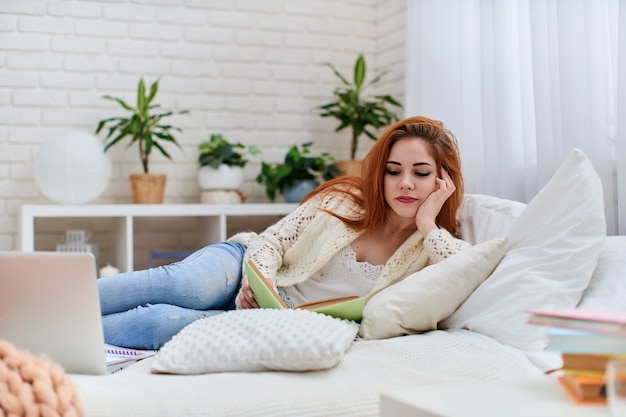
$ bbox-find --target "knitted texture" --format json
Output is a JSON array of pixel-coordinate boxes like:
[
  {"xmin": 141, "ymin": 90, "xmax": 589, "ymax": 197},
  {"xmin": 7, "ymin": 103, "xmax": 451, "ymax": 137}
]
[
  {"xmin": 423, "ymin": 228, "xmax": 471, "ymax": 263},
  {"xmin": 244, "ymin": 192, "xmax": 360, "ymax": 284},
  {"xmin": 0, "ymin": 340, "xmax": 83, "ymax": 417},
  {"xmin": 238, "ymin": 191, "xmax": 470, "ymax": 300}
]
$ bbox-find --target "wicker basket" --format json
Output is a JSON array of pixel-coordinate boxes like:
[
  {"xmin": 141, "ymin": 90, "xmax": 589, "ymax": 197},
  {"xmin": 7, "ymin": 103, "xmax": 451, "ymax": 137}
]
[{"xmin": 130, "ymin": 173, "xmax": 166, "ymax": 204}]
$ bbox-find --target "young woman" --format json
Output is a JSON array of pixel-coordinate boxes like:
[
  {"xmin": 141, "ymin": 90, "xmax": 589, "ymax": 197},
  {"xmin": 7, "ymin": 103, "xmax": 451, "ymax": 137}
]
[{"xmin": 98, "ymin": 115, "xmax": 471, "ymax": 349}]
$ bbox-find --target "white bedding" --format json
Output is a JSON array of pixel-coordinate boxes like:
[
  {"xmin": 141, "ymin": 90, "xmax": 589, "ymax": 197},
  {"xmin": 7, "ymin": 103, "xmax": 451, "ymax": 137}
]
[
  {"xmin": 71, "ymin": 330, "xmax": 540, "ymax": 417},
  {"xmin": 69, "ymin": 231, "xmax": 625, "ymax": 417},
  {"xmin": 68, "ymin": 232, "xmax": 625, "ymax": 417}
]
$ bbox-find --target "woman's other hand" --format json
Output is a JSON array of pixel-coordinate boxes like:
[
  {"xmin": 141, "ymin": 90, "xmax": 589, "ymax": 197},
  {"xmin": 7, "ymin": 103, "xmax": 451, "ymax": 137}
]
[{"xmin": 238, "ymin": 278, "xmax": 260, "ymax": 309}]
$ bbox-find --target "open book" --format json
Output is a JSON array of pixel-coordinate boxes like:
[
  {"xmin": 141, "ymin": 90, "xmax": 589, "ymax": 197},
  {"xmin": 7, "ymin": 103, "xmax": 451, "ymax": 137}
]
[{"xmin": 244, "ymin": 260, "xmax": 364, "ymax": 322}]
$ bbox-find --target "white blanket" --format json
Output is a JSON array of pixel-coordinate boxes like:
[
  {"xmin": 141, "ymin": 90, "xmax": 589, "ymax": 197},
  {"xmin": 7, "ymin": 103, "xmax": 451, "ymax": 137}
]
[{"xmin": 71, "ymin": 330, "xmax": 540, "ymax": 417}]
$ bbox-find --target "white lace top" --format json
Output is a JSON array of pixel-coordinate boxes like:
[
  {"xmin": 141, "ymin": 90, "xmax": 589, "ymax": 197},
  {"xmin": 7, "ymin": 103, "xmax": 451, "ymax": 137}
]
[{"xmin": 279, "ymin": 244, "xmax": 383, "ymax": 308}]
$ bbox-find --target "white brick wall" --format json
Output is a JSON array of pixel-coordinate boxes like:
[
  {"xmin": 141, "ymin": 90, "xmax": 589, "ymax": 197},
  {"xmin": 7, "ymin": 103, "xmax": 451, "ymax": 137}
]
[{"xmin": 0, "ymin": 0, "xmax": 406, "ymax": 267}]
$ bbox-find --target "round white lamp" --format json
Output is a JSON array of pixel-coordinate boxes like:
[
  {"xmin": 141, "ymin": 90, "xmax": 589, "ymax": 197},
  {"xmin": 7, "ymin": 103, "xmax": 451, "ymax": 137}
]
[{"xmin": 34, "ymin": 129, "xmax": 112, "ymax": 204}]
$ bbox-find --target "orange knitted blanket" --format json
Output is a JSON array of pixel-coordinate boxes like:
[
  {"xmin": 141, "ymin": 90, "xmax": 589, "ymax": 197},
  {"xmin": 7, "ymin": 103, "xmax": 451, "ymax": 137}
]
[{"xmin": 0, "ymin": 340, "xmax": 83, "ymax": 417}]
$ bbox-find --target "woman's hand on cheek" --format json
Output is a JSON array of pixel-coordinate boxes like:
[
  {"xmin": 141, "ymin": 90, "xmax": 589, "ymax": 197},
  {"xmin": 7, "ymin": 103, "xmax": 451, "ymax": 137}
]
[
  {"xmin": 415, "ymin": 168, "xmax": 456, "ymax": 235},
  {"xmin": 238, "ymin": 278, "xmax": 260, "ymax": 309}
]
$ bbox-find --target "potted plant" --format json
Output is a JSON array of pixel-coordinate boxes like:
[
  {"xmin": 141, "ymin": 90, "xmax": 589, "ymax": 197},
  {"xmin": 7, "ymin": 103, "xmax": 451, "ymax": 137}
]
[
  {"xmin": 256, "ymin": 142, "xmax": 340, "ymax": 202},
  {"xmin": 318, "ymin": 53, "xmax": 402, "ymax": 175},
  {"xmin": 197, "ymin": 133, "xmax": 259, "ymax": 192},
  {"xmin": 95, "ymin": 78, "xmax": 189, "ymax": 204}
]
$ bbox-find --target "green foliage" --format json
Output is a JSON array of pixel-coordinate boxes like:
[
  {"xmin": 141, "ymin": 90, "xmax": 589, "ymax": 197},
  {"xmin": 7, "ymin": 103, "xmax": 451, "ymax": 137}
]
[
  {"xmin": 197, "ymin": 133, "xmax": 260, "ymax": 169},
  {"xmin": 318, "ymin": 54, "xmax": 402, "ymax": 160},
  {"xmin": 95, "ymin": 78, "xmax": 189, "ymax": 173},
  {"xmin": 256, "ymin": 142, "xmax": 340, "ymax": 201}
]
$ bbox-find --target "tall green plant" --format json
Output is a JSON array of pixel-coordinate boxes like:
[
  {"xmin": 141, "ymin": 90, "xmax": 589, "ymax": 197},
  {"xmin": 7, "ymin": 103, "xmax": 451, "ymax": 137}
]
[
  {"xmin": 95, "ymin": 78, "xmax": 189, "ymax": 173},
  {"xmin": 318, "ymin": 54, "xmax": 402, "ymax": 160}
]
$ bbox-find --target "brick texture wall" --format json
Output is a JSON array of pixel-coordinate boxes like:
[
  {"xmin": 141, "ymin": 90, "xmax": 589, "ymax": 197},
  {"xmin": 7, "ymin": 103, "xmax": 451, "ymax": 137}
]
[{"xmin": 0, "ymin": 0, "xmax": 406, "ymax": 268}]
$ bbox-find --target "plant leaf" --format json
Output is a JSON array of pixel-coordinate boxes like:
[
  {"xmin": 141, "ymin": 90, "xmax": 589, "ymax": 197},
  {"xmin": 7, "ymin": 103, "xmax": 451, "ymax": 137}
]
[
  {"xmin": 375, "ymin": 94, "xmax": 403, "ymax": 107},
  {"xmin": 354, "ymin": 54, "xmax": 365, "ymax": 89},
  {"xmin": 102, "ymin": 96, "xmax": 134, "ymax": 112},
  {"xmin": 137, "ymin": 78, "xmax": 146, "ymax": 112},
  {"xmin": 152, "ymin": 141, "xmax": 173, "ymax": 160},
  {"xmin": 323, "ymin": 62, "xmax": 350, "ymax": 87},
  {"xmin": 147, "ymin": 78, "xmax": 159, "ymax": 105}
]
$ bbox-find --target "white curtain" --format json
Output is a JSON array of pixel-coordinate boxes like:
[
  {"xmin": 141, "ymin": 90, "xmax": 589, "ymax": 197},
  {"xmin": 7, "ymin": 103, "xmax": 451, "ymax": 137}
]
[{"xmin": 406, "ymin": 0, "xmax": 624, "ymax": 235}]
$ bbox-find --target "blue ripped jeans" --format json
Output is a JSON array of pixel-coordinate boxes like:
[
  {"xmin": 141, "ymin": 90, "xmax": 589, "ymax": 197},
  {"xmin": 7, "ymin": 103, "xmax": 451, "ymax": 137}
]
[{"xmin": 97, "ymin": 242, "xmax": 246, "ymax": 350}]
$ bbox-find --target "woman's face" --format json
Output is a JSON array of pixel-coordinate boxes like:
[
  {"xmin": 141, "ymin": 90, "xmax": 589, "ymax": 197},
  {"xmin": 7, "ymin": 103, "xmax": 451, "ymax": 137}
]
[{"xmin": 383, "ymin": 137, "xmax": 439, "ymax": 222}]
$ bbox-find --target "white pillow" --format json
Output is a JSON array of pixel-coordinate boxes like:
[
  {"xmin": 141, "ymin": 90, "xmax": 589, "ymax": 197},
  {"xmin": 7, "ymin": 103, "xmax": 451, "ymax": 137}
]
[
  {"xmin": 358, "ymin": 238, "xmax": 507, "ymax": 340},
  {"xmin": 458, "ymin": 194, "xmax": 526, "ymax": 244},
  {"xmin": 440, "ymin": 149, "xmax": 606, "ymax": 352},
  {"xmin": 578, "ymin": 236, "xmax": 626, "ymax": 311},
  {"xmin": 151, "ymin": 308, "xmax": 359, "ymax": 374}
]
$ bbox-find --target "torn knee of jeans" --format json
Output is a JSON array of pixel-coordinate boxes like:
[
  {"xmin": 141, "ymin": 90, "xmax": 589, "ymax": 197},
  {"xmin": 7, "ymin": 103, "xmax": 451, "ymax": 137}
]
[
  {"xmin": 226, "ymin": 272, "xmax": 234, "ymax": 285},
  {"xmin": 167, "ymin": 315, "xmax": 181, "ymax": 319}
]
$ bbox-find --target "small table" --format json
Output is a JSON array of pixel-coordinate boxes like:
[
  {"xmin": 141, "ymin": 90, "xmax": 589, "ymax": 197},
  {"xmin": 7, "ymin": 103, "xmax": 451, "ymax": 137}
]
[{"xmin": 380, "ymin": 376, "xmax": 608, "ymax": 417}]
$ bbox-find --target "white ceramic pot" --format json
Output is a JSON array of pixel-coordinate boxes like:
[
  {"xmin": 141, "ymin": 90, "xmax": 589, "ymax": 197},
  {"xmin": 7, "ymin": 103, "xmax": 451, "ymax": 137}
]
[{"xmin": 198, "ymin": 165, "xmax": 244, "ymax": 190}]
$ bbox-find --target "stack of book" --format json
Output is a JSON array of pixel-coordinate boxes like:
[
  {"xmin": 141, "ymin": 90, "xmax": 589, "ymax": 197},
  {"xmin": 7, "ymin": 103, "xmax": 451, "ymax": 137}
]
[
  {"xmin": 558, "ymin": 351, "xmax": 625, "ymax": 404},
  {"xmin": 527, "ymin": 308, "xmax": 626, "ymax": 405}
]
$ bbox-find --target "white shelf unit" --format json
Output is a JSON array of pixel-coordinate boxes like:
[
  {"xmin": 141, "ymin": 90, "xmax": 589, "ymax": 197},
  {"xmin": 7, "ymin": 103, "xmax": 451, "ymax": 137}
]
[{"xmin": 20, "ymin": 203, "xmax": 298, "ymax": 272}]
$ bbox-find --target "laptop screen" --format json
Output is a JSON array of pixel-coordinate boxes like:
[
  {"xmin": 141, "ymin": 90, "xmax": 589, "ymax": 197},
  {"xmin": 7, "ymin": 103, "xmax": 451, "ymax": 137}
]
[{"xmin": 0, "ymin": 251, "xmax": 107, "ymax": 375}]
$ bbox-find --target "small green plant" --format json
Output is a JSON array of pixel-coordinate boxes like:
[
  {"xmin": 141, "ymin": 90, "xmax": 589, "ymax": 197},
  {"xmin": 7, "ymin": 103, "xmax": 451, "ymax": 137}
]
[
  {"xmin": 95, "ymin": 78, "xmax": 189, "ymax": 173},
  {"xmin": 197, "ymin": 134, "xmax": 260, "ymax": 169},
  {"xmin": 318, "ymin": 54, "xmax": 402, "ymax": 160},
  {"xmin": 256, "ymin": 142, "xmax": 340, "ymax": 201}
]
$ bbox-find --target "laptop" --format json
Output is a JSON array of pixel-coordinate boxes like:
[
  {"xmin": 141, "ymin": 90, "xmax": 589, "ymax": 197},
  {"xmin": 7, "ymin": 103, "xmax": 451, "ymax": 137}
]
[{"xmin": 0, "ymin": 251, "xmax": 107, "ymax": 375}]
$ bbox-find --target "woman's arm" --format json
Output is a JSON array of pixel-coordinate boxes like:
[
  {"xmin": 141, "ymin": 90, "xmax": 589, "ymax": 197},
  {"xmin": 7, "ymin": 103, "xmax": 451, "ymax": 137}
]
[
  {"xmin": 423, "ymin": 228, "xmax": 471, "ymax": 264},
  {"xmin": 244, "ymin": 195, "xmax": 327, "ymax": 278},
  {"xmin": 236, "ymin": 194, "xmax": 328, "ymax": 308}
]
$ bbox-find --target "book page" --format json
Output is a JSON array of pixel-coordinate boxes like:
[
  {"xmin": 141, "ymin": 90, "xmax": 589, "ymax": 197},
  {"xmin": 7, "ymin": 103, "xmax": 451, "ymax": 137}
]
[{"xmin": 295, "ymin": 296, "xmax": 361, "ymax": 309}]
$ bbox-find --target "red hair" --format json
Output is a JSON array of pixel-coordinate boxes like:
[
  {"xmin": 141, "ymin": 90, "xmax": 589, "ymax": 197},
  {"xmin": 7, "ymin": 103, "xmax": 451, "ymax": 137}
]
[{"xmin": 303, "ymin": 116, "xmax": 464, "ymax": 236}]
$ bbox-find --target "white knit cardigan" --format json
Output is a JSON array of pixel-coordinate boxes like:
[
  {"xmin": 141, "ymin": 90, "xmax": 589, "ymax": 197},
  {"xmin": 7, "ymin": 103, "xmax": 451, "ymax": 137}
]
[{"xmin": 228, "ymin": 191, "xmax": 469, "ymax": 305}]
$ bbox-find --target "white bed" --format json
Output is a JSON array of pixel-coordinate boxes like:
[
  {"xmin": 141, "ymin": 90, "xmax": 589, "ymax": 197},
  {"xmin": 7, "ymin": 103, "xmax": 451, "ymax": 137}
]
[
  {"xmin": 71, "ymin": 331, "xmax": 542, "ymax": 417},
  {"xmin": 69, "ymin": 150, "xmax": 626, "ymax": 417}
]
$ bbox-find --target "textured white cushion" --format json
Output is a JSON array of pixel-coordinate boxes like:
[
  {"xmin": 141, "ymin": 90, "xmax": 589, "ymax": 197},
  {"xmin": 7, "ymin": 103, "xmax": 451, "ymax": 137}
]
[
  {"xmin": 441, "ymin": 149, "xmax": 606, "ymax": 352},
  {"xmin": 151, "ymin": 308, "xmax": 359, "ymax": 374},
  {"xmin": 359, "ymin": 238, "xmax": 508, "ymax": 339}
]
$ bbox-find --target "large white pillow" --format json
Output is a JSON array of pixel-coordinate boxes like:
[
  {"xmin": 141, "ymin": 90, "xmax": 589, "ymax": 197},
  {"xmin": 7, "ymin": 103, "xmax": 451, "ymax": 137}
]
[
  {"xmin": 457, "ymin": 194, "xmax": 526, "ymax": 244},
  {"xmin": 151, "ymin": 308, "xmax": 359, "ymax": 374},
  {"xmin": 359, "ymin": 238, "xmax": 507, "ymax": 339},
  {"xmin": 441, "ymin": 149, "xmax": 606, "ymax": 352},
  {"xmin": 578, "ymin": 236, "xmax": 626, "ymax": 311}
]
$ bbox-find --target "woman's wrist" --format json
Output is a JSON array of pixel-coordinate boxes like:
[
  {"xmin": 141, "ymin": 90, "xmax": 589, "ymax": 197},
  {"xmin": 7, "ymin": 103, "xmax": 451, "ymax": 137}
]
[{"xmin": 416, "ymin": 219, "xmax": 438, "ymax": 237}]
